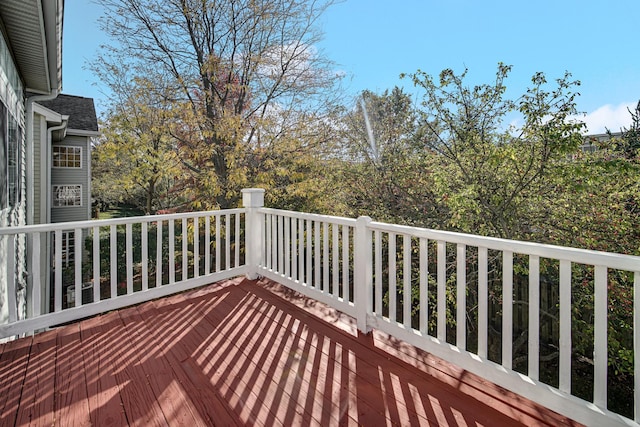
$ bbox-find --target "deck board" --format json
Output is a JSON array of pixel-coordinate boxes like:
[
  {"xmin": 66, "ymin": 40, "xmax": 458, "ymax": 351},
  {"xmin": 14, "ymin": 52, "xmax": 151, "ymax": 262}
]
[
  {"xmin": 79, "ymin": 312, "xmax": 129, "ymax": 426},
  {"xmin": 54, "ymin": 324, "xmax": 92, "ymax": 426},
  {"xmin": 0, "ymin": 277, "xmax": 582, "ymax": 426},
  {"xmin": 15, "ymin": 329, "xmax": 57, "ymax": 426},
  {"xmin": 118, "ymin": 307, "xmax": 206, "ymax": 426},
  {"xmin": 0, "ymin": 333, "xmax": 33, "ymax": 426}
]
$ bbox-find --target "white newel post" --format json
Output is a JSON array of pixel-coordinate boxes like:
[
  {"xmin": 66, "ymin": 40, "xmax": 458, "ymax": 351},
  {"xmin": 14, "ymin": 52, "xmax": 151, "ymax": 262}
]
[
  {"xmin": 354, "ymin": 216, "xmax": 372, "ymax": 333},
  {"xmin": 242, "ymin": 188, "xmax": 265, "ymax": 280}
]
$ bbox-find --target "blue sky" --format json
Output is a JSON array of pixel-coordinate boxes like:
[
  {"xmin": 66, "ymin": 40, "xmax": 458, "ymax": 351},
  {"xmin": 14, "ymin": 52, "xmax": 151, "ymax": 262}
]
[{"xmin": 63, "ymin": 0, "xmax": 640, "ymax": 133}]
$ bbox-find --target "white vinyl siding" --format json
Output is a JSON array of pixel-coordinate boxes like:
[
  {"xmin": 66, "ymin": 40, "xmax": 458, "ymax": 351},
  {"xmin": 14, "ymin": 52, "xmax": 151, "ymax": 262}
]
[
  {"xmin": 33, "ymin": 114, "xmax": 42, "ymax": 224},
  {"xmin": 51, "ymin": 135, "xmax": 91, "ymax": 223}
]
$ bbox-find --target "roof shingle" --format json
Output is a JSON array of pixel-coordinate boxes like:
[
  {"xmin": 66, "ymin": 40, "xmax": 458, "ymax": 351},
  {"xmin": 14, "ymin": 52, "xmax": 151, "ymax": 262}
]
[{"xmin": 38, "ymin": 94, "xmax": 98, "ymax": 132}]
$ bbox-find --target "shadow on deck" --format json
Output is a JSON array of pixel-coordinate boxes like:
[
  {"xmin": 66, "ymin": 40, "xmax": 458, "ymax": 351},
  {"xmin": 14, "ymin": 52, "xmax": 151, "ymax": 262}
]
[{"xmin": 0, "ymin": 277, "xmax": 581, "ymax": 426}]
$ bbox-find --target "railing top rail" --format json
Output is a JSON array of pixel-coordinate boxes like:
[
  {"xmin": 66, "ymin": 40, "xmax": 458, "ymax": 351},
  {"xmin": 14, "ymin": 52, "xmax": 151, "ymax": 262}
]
[
  {"xmin": 0, "ymin": 208, "xmax": 246, "ymax": 235},
  {"xmin": 369, "ymin": 220, "xmax": 640, "ymax": 271},
  {"xmin": 259, "ymin": 207, "xmax": 357, "ymax": 227}
]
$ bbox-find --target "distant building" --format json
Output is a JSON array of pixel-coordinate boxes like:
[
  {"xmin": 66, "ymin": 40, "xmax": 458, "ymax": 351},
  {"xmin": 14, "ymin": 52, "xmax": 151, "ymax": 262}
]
[
  {"xmin": 36, "ymin": 94, "xmax": 99, "ymax": 224},
  {"xmin": 580, "ymin": 131, "xmax": 623, "ymax": 152}
]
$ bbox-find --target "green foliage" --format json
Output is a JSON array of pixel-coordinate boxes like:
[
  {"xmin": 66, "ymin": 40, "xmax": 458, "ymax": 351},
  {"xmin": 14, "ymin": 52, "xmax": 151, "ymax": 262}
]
[
  {"xmin": 337, "ymin": 87, "xmax": 442, "ymax": 226},
  {"xmin": 93, "ymin": 78, "xmax": 184, "ymax": 214},
  {"xmin": 544, "ymin": 146, "xmax": 640, "ymax": 254},
  {"xmin": 406, "ymin": 64, "xmax": 585, "ymax": 239},
  {"xmin": 615, "ymin": 101, "xmax": 640, "ymax": 158}
]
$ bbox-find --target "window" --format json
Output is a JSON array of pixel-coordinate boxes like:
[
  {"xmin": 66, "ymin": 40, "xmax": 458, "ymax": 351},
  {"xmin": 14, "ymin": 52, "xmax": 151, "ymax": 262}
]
[
  {"xmin": 0, "ymin": 102, "xmax": 6, "ymax": 208},
  {"xmin": 57, "ymin": 231, "xmax": 76, "ymax": 267},
  {"xmin": 8, "ymin": 113, "xmax": 22, "ymax": 207},
  {"xmin": 53, "ymin": 185, "xmax": 82, "ymax": 207},
  {"xmin": 0, "ymin": 100, "xmax": 23, "ymax": 209},
  {"xmin": 53, "ymin": 145, "xmax": 82, "ymax": 168}
]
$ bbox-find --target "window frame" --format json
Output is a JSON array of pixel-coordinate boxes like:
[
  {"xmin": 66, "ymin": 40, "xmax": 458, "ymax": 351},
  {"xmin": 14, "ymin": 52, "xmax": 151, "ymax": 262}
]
[{"xmin": 52, "ymin": 145, "xmax": 83, "ymax": 169}]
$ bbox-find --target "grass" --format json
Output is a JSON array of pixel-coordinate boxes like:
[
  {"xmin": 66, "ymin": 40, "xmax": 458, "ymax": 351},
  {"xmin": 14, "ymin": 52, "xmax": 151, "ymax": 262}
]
[{"xmin": 97, "ymin": 205, "xmax": 145, "ymax": 219}]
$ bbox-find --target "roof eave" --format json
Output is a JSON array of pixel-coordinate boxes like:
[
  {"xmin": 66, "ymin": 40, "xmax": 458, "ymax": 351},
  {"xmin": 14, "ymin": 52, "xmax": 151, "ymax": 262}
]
[
  {"xmin": 67, "ymin": 129, "xmax": 100, "ymax": 137},
  {"xmin": 39, "ymin": 0, "xmax": 63, "ymax": 94},
  {"xmin": 10, "ymin": 0, "xmax": 64, "ymax": 95},
  {"xmin": 32, "ymin": 101, "xmax": 64, "ymax": 124}
]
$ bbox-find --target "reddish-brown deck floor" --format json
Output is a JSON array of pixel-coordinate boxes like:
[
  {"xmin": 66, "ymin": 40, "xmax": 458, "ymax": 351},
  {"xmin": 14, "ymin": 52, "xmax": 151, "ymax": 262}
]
[{"xmin": 0, "ymin": 278, "xmax": 581, "ymax": 426}]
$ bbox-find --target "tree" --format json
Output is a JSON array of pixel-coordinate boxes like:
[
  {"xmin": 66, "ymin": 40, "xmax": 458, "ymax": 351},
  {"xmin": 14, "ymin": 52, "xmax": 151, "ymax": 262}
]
[
  {"xmin": 403, "ymin": 64, "xmax": 585, "ymax": 239},
  {"xmin": 92, "ymin": 78, "xmax": 183, "ymax": 214},
  {"xmin": 544, "ymin": 145, "xmax": 640, "ymax": 254},
  {"xmin": 615, "ymin": 100, "xmax": 640, "ymax": 159},
  {"xmin": 336, "ymin": 87, "xmax": 442, "ymax": 225},
  {"xmin": 94, "ymin": 0, "xmax": 341, "ymax": 209}
]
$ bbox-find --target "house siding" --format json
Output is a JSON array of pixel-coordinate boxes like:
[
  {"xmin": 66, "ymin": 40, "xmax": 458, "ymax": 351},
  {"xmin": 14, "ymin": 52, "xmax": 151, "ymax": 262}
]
[
  {"xmin": 33, "ymin": 114, "xmax": 42, "ymax": 224},
  {"xmin": 51, "ymin": 135, "xmax": 91, "ymax": 223},
  {"xmin": 32, "ymin": 113, "xmax": 48, "ymax": 315}
]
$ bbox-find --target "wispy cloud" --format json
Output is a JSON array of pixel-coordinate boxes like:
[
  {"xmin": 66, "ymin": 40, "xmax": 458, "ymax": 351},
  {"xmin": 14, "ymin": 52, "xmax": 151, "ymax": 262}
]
[
  {"xmin": 581, "ymin": 102, "xmax": 635, "ymax": 134},
  {"xmin": 505, "ymin": 102, "xmax": 636, "ymax": 136}
]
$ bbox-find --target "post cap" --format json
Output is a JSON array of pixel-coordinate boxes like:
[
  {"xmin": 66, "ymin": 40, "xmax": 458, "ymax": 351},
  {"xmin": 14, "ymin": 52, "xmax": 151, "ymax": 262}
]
[{"xmin": 241, "ymin": 188, "xmax": 265, "ymax": 208}]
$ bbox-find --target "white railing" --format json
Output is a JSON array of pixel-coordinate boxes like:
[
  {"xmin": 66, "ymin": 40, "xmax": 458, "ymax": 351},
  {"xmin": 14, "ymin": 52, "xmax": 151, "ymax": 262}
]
[
  {"xmin": 0, "ymin": 208, "xmax": 246, "ymax": 338},
  {"xmin": 257, "ymin": 208, "xmax": 357, "ymax": 318},
  {"xmin": 1, "ymin": 187, "xmax": 639, "ymax": 426},
  {"xmin": 243, "ymin": 195, "xmax": 639, "ymax": 427}
]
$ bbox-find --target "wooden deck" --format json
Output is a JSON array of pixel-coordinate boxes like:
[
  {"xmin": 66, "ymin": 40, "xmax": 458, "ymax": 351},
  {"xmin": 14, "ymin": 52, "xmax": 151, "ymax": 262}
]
[{"xmin": 0, "ymin": 277, "xmax": 582, "ymax": 426}]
